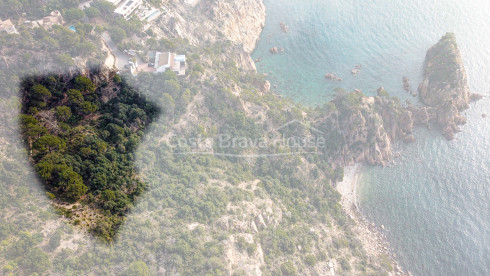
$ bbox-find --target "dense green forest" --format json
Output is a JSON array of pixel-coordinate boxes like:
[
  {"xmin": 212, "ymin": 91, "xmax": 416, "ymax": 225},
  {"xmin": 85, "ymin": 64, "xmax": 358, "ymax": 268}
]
[{"xmin": 19, "ymin": 72, "xmax": 160, "ymax": 241}]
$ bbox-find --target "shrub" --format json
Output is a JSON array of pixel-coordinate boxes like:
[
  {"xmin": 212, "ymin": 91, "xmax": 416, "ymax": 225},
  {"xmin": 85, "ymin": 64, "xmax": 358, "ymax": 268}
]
[
  {"xmin": 304, "ymin": 254, "xmax": 317, "ymax": 266},
  {"xmin": 280, "ymin": 261, "xmax": 297, "ymax": 276},
  {"xmin": 49, "ymin": 230, "xmax": 62, "ymax": 249},
  {"xmin": 339, "ymin": 257, "xmax": 351, "ymax": 271},
  {"xmin": 55, "ymin": 106, "xmax": 72, "ymax": 122},
  {"xmin": 124, "ymin": 261, "xmax": 150, "ymax": 276},
  {"xmin": 84, "ymin": 7, "xmax": 101, "ymax": 18}
]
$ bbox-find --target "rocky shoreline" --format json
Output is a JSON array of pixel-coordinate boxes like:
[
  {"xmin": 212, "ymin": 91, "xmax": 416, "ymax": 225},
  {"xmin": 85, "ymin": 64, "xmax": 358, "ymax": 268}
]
[
  {"xmin": 309, "ymin": 32, "xmax": 480, "ymax": 275},
  {"xmin": 337, "ymin": 165, "xmax": 411, "ymax": 276},
  {"xmin": 143, "ymin": 4, "xmax": 480, "ymax": 275},
  {"xmin": 246, "ymin": 2, "xmax": 478, "ymax": 275}
]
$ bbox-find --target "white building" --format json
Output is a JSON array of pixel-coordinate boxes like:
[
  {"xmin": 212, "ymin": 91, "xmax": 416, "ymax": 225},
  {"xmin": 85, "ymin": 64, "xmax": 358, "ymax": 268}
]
[
  {"xmin": 150, "ymin": 51, "xmax": 186, "ymax": 76},
  {"xmin": 0, "ymin": 18, "xmax": 18, "ymax": 34},
  {"xmin": 128, "ymin": 60, "xmax": 138, "ymax": 76},
  {"xmin": 27, "ymin": 10, "xmax": 65, "ymax": 29},
  {"xmin": 106, "ymin": 0, "xmax": 124, "ymax": 6},
  {"xmin": 114, "ymin": 0, "xmax": 143, "ymax": 19},
  {"xmin": 41, "ymin": 10, "xmax": 65, "ymax": 29},
  {"xmin": 184, "ymin": 0, "xmax": 200, "ymax": 7}
]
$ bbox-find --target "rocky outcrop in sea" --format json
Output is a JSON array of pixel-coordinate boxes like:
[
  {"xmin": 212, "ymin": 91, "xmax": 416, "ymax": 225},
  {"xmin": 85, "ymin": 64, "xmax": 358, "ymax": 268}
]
[{"xmin": 418, "ymin": 32, "xmax": 480, "ymax": 140}]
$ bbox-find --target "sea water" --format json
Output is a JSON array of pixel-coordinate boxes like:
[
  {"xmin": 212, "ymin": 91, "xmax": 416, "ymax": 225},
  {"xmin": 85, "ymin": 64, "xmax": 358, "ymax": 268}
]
[{"xmin": 252, "ymin": 0, "xmax": 490, "ymax": 275}]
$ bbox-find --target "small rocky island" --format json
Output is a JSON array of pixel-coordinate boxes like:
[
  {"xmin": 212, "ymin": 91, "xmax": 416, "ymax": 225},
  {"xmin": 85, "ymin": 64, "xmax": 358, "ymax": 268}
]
[{"xmin": 418, "ymin": 32, "xmax": 481, "ymax": 140}]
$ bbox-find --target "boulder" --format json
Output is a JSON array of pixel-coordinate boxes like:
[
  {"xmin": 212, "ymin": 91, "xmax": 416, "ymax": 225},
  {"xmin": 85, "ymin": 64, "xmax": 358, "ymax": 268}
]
[
  {"xmin": 470, "ymin": 93, "xmax": 483, "ymax": 102},
  {"xmin": 261, "ymin": 80, "xmax": 271, "ymax": 93},
  {"xmin": 402, "ymin": 134, "xmax": 416, "ymax": 144}
]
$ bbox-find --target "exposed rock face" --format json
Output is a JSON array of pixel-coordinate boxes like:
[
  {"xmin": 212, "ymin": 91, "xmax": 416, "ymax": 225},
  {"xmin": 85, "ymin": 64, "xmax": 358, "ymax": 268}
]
[
  {"xmin": 261, "ymin": 80, "xmax": 271, "ymax": 93},
  {"xmin": 210, "ymin": 0, "xmax": 266, "ymax": 53},
  {"xmin": 151, "ymin": 0, "xmax": 265, "ymax": 71},
  {"xmin": 407, "ymin": 105, "xmax": 436, "ymax": 127},
  {"xmin": 315, "ymin": 92, "xmax": 415, "ymax": 166},
  {"xmin": 419, "ymin": 33, "xmax": 474, "ymax": 140},
  {"xmin": 155, "ymin": 0, "xmax": 265, "ymax": 52}
]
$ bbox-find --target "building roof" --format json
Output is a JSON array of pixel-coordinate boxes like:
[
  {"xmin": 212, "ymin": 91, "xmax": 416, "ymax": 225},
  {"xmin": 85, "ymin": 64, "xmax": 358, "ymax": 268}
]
[
  {"xmin": 169, "ymin": 54, "xmax": 175, "ymax": 69},
  {"xmin": 0, "ymin": 18, "xmax": 18, "ymax": 34},
  {"xmin": 152, "ymin": 51, "xmax": 186, "ymax": 75},
  {"xmin": 114, "ymin": 0, "xmax": 142, "ymax": 18},
  {"xmin": 175, "ymin": 55, "xmax": 186, "ymax": 62},
  {"xmin": 38, "ymin": 10, "xmax": 64, "ymax": 29},
  {"xmin": 157, "ymin": 52, "xmax": 170, "ymax": 68},
  {"xmin": 172, "ymin": 60, "xmax": 181, "ymax": 72},
  {"xmin": 106, "ymin": 0, "xmax": 123, "ymax": 5}
]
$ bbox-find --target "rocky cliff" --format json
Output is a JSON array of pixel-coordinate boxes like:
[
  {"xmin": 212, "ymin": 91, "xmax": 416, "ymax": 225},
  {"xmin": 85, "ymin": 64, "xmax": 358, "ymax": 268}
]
[
  {"xmin": 314, "ymin": 91, "xmax": 415, "ymax": 166},
  {"xmin": 418, "ymin": 33, "xmax": 477, "ymax": 140},
  {"xmin": 151, "ymin": 0, "xmax": 265, "ymax": 71}
]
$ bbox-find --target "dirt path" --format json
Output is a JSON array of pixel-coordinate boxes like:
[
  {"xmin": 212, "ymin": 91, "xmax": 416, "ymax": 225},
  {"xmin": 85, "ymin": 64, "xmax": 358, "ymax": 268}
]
[
  {"xmin": 101, "ymin": 32, "xmax": 129, "ymax": 70},
  {"xmin": 101, "ymin": 38, "xmax": 115, "ymax": 69}
]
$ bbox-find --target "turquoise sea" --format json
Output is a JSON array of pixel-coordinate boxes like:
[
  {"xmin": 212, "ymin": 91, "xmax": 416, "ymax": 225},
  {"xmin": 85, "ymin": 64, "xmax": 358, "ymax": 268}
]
[{"xmin": 252, "ymin": 0, "xmax": 490, "ymax": 275}]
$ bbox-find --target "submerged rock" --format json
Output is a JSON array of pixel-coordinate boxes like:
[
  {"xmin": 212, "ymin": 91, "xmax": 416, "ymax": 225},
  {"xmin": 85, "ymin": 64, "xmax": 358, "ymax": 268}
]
[
  {"xmin": 403, "ymin": 134, "xmax": 416, "ymax": 144},
  {"xmin": 325, "ymin": 73, "xmax": 342, "ymax": 81},
  {"xmin": 280, "ymin": 22, "xmax": 288, "ymax": 33},
  {"xmin": 470, "ymin": 93, "xmax": 483, "ymax": 102}
]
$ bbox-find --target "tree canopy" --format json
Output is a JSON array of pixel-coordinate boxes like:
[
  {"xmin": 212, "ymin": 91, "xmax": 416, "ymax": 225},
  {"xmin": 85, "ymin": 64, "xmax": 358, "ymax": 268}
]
[{"xmin": 20, "ymin": 73, "xmax": 160, "ymax": 240}]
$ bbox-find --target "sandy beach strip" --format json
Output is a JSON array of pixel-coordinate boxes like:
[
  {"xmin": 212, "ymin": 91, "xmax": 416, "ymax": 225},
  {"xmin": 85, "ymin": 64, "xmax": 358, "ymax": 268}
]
[{"xmin": 336, "ymin": 164, "xmax": 409, "ymax": 276}]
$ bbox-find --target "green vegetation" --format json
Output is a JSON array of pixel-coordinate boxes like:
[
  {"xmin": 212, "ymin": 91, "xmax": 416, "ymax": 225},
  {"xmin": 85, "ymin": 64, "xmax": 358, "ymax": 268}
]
[
  {"xmin": 0, "ymin": 0, "xmax": 80, "ymax": 19},
  {"xmin": 0, "ymin": 1, "xmax": 408, "ymax": 275},
  {"xmin": 424, "ymin": 33, "xmax": 460, "ymax": 84},
  {"xmin": 0, "ymin": 59, "xmax": 396, "ymax": 276},
  {"xmin": 62, "ymin": 8, "xmax": 85, "ymax": 22},
  {"xmin": 0, "ymin": 40, "xmax": 398, "ymax": 274},
  {"xmin": 124, "ymin": 261, "xmax": 150, "ymax": 276},
  {"xmin": 280, "ymin": 261, "xmax": 298, "ymax": 276},
  {"xmin": 20, "ymin": 72, "xmax": 159, "ymax": 241},
  {"xmin": 1, "ymin": 231, "xmax": 52, "ymax": 274}
]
